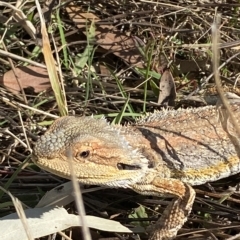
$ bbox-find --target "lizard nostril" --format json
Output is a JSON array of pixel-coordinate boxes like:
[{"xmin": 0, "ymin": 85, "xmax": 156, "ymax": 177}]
[
  {"xmin": 117, "ymin": 163, "xmax": 124, "ymax": 170},
  {"xmin": 148, "ymin": 161, "xmax": 155, "ymax": 168},
  {"xmin": 78, "ymin": 150, "xmax": 90, "ymax": 158}
]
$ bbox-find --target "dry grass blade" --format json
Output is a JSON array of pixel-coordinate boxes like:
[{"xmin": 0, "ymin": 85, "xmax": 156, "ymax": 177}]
[
  {"xmin": 35, "ymin": 0, "xmax": 67, "ymax": 116},
  {"xmin": 0, "ymin": 1, "xmax": 36, "ymax": 40},
  {"xmin": 226, "ymin": 232, "xmax": 240, "ymax": 240},
  {"xmin": 0, "ymin": 95, "xmax": 59, "ymax": 118},
  {"xmin": 1, "ymin": 1, "xmax": 240, "ymax": 239},
  {"xmin": 0, "ymin": 49, "xmax": 46, "ymax": 68},
  {"xmin": 66, "ymin": 148, "xmax": 92, "ymax": 240},
  {"xmin": 212, "ymin": 14, "xmax": 240, "ymax": 146},
  {"xmin": 0, "ymin": 186, "xmax": 34, "ymax": 240}
]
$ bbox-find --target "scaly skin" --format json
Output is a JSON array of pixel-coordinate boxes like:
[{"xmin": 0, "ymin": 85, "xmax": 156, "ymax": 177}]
[{"xmin": 32, "ymin": 103, "xmax": 240, "ymax": 239}]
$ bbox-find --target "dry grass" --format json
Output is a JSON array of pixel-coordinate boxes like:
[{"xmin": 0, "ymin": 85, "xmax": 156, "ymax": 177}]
[{"xmin": 1, "ymin": 0, "xmax": 240, "ymax": 239}]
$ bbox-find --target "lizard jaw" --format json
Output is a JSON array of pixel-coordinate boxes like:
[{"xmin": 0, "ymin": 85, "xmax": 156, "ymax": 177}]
[{"xmin": 32, "ymin": 153, "xmax": 149, "ymax": 188}]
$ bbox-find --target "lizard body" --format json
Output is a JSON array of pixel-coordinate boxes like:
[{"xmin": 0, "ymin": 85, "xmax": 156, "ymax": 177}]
[{"xmin": 32, "ymin": 103, "xmax": 240, "ymax": 239}]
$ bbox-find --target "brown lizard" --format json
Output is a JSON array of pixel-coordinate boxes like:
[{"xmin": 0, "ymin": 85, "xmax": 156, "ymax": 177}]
[{"xmin": 32, "ymin": 102, "xmax": 240, "ymax": 239}]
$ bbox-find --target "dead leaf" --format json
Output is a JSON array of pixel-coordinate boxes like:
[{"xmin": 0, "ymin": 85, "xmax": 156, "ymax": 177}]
[
  {"xmin": 70, "ymin": 11, "xmax": 99, "ymax": 29},
  {"xmin": 96, "ymin": 26, "xmax": 143, "ymax": 66},
  {"xmin": 66, "ymin": 3, "xmax": 144, "ymax": 67},
  {"xmin": 0, "ymin": 206, "xmax": 133, "ymax": 240},
  {"xmin": 158, "ymin": 69, "xmax": 176, "ymax": 107},
  {"xmin": 35, "ymin": 181, "xmax": 104, "ymax": 208},
  {"xmin": 0, "ymin": 66, "xmax": 51, "ymax": 94}
]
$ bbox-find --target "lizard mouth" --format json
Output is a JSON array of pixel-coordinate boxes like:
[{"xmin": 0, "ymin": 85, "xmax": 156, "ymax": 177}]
[{"xmin": 117, "ymin": 163, "xmax": 142, "ymax": 170}]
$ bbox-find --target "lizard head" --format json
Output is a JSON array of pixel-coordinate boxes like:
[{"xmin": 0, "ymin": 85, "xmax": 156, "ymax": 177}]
[{"xmin": 32, "ymin": 116, "xmax": 150, "ymax": 188}]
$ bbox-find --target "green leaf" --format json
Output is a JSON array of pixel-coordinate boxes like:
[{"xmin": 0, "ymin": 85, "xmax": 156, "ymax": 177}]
[{"xmin": 128, "ymin": 205, "xmax": 149, "ymax": 227}]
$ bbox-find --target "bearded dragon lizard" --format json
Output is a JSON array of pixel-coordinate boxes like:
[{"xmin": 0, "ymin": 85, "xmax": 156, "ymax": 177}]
[{"xmin": 32, "ymin": 102, "xmax": 240, "ymax": 239}]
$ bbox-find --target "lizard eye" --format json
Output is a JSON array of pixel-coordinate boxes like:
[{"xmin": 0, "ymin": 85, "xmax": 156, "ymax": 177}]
[{"xmin": 78, "ymin": 150, "xmax": 90, "ymax": 158}]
